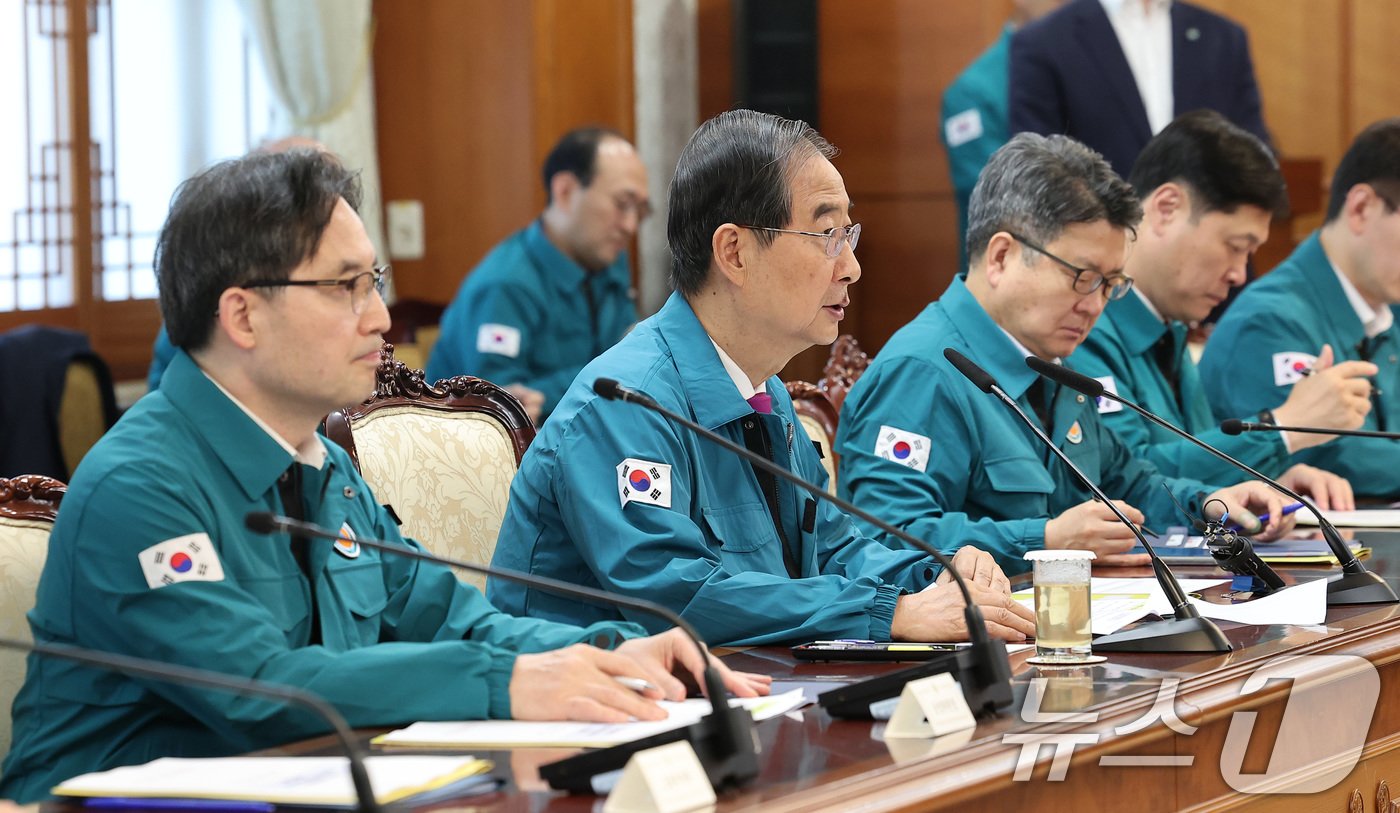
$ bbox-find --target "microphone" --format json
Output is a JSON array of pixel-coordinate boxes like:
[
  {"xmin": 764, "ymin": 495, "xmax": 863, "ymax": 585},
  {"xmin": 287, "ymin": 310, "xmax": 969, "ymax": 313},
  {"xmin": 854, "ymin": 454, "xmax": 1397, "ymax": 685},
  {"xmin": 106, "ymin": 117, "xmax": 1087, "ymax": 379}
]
[
  {"xmin": 1220, "ymin": 419, "xmax": 1400, "ymax": 441},
  {"xmin": 243, "ymin": 512, "xmax": 759, "ymax": 794},
  {"xmin": 1029, "ymin": 357, "xmax": 1398, "ymax": 606},
  {"xmin": 944, "ymin": 348, "xmax": 1231, "ymax": 652},
  {"xmin": 590, "ymin": 377, "xmax": 1015, "ymax": 719},
  {"xmin": 0, "ymin": 637, "xmax": 379, "ymax": 813}
]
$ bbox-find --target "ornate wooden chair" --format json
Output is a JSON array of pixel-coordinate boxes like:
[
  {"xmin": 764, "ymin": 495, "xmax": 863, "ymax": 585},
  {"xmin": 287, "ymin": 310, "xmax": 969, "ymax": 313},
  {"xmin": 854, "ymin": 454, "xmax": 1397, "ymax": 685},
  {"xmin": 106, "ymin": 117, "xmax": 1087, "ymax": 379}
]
[
  {"xmin": 325, "ymin": 344, "xmax": 534, "ymax": 591},
  {"xmin": 783, "ymin": 335, "xmax": 872, "ymax": 493},
  {"xmin": 0, "ymin": 474, "xmax": 65, "ymax": 757}
]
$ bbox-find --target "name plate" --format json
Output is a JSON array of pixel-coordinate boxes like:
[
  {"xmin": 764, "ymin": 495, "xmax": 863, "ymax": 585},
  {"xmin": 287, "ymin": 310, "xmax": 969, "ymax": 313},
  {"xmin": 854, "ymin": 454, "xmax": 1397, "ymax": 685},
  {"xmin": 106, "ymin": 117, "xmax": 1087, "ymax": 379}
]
[
  {"xmin": 603, "ymin": 740, "xmax": 717, "ymax": 813},
  {"xmin": 883, "ymin": 673, "xmax": 977, "ymax": 739}
]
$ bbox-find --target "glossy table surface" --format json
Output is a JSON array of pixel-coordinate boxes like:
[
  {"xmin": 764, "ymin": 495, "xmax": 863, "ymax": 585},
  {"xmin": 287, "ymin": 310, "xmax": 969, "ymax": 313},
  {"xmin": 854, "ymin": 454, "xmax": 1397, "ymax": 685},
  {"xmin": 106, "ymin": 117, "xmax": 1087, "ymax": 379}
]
[{"xmin": 45, "ymin": 530, "xmax": 1400, "ymax": 812}]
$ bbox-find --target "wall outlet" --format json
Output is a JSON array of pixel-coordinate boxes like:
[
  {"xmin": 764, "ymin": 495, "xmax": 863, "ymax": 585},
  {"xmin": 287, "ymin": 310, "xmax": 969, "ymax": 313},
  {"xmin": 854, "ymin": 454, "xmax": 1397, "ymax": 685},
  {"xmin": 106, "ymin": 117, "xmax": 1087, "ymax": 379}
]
[{"xmin": 386, "ymin": 199, "xmax": 426, "ymax": 260}]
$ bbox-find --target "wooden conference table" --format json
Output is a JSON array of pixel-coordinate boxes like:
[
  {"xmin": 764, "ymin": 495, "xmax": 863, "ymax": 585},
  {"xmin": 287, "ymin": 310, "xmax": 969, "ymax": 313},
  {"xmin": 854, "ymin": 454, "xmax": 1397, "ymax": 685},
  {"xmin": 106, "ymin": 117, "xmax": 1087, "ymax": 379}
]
[{"xmin": 47, "ymin": 532, "xmax": 1400, "ymax": 812}]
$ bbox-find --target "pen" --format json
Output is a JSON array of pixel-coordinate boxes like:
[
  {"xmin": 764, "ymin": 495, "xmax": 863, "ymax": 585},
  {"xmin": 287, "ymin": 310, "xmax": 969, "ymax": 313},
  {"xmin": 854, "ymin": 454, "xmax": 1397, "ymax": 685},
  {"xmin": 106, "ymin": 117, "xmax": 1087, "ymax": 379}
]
[
  {"xmin": 613, "ymin": 676, "xmax": 661, "ymax": 694},
  {"xmin": 1139, "ymin": 524, "xmax": 1163, "ymax": 538},
  {"xmin": 84, "ymin": 798, "xmax": 275, "ymax": 812},
  {"xmin": 1230, "ymin": 502, "xmax": 1305, "ymax": 530}
]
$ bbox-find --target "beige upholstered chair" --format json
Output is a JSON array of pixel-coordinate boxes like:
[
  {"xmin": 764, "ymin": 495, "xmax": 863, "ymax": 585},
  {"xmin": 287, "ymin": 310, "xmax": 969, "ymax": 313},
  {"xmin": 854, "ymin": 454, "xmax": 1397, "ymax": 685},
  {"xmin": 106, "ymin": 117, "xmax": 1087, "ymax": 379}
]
[
  {"xmin": 325, "ymin": 344, "xmax": 535, "ymax": 592},
  {"xmin": 0, "ymin": 475, "xmax": 64, "ymax": 758}
]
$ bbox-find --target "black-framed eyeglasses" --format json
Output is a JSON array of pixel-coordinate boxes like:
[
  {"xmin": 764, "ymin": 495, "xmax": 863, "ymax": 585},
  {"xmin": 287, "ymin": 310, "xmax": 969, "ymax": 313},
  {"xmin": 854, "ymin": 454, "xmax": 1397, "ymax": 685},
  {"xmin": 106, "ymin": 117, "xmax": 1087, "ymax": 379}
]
[
  {"xmin": 1008, "ymin": 233, "xmax": 1132, "ymax": 300},
  {"xmin": 738, "ymin": 223, "xmax": 862, "ymax": 258},
  {"xmin": 242, "ymin": 265, "xmax": 391, "ymax": 314}
]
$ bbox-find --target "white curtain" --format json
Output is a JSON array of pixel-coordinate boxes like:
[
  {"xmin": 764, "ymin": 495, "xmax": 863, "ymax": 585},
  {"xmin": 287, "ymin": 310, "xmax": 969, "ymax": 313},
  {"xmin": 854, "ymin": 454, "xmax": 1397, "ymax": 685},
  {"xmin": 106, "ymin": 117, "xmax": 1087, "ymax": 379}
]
[{"xmin": 238, "ymin": 0, "xmax": 389, "ymax": 286}]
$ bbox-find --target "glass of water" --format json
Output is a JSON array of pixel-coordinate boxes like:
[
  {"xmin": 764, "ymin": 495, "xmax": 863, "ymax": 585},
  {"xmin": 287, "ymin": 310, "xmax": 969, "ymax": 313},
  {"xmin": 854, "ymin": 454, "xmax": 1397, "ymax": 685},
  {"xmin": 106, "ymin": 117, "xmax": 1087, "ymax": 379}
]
[{"xmin": 1024, "ymin": 549, "xmax": 1102, "ymax": 665}]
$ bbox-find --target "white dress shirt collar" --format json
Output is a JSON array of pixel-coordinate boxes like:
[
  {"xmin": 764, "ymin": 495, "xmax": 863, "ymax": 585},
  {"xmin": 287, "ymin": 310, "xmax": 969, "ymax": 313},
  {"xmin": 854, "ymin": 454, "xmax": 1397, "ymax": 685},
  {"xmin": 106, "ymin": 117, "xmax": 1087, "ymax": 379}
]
[
  {"xmin": 201, "ymin": 369, "xmax": 329, "ymax": 469},
  {"xmin": 710, "ymin": 339, "xmax": 768, "ymax": 401}
]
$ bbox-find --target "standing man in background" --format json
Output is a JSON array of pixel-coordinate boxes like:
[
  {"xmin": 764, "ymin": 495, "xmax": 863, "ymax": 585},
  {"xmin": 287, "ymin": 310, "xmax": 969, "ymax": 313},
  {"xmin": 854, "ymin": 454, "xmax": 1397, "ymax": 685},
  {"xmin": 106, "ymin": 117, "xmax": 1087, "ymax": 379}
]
[
  {"xmin": 940, "ymin": 0, "xmax": 1066, "ymax": 267},
  {"xmin": 427, "ymin": 127, "xmax": 649, "ymax": 424},
  {"xmin": 1009, "ymin": 0, "xmax": 1270, "ymax": 179}
]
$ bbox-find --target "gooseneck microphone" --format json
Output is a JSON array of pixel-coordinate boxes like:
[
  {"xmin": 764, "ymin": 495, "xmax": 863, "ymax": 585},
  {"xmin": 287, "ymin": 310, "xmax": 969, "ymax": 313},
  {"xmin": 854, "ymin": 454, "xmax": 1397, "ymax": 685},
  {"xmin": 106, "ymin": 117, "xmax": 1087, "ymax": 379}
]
[
  {"xmin": 243, "ymin": 512, "xmax": 758, "ymax": 794},
  {"xmin": 590, "ymin": 376, "xmax": 1015, "ymax": 718},
  {"xmin": 0, "ymin": 637, "xmax": 379, "ymax": 813},
  {"xmin": 1028, "ymin": 357, "xmax": 1398, "ymax": 606},
  {"xmin": 945, "ymin": 348, "xmax": 1231, "ymax": 653},
  {"xmin": 1220, "ymin": 419, "xmax": 1400, "ymax": 441}
]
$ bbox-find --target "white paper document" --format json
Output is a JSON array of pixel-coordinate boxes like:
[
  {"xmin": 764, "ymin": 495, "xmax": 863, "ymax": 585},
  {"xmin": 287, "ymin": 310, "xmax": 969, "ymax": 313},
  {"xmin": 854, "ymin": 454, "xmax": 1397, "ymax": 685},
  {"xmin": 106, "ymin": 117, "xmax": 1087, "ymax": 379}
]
[
  {"xmin": 1295, "ymin": 509, "xmax": 1400, "ymax": 529},
  {"xmin": 54, "ymin": 755, "xmax": 490, "ymax": 806},
  {"xmin": 375, "ymin": 688, "xmax": 808, "ymax": 749},
  {"xmin": 1186, "ymin": 576, "xmax": 1329, "ymax": 626},
  {"xmin": 1013, "ymin": 577, "xmax": 1228, "ymax": 636}
]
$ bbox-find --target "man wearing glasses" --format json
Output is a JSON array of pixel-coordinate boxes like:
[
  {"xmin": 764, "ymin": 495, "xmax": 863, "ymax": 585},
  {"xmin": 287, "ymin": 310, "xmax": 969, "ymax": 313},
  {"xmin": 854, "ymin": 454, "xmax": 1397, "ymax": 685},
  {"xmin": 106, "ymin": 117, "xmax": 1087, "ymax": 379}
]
[
  {"xmin": 1070, "ymin": 111, "xmax": 1364, "ymax": 507},
  {"xmin": 1199, "ymin": 118, "xmax": 1400, "ymax": 499},
  {"xmin": 835, "ymin": 133, "xmax": 1290, "ymax": 576},
  {"xmin": 0, "ymin": 149, "xmax": 768, "ymax": 801},
  {"xmin": 427, "ymin": 126, "xmax": 649, "ymax": 424},
  {"xmin": 490, "ymin": 110, "xmax": 1035, "ymax": 647}
]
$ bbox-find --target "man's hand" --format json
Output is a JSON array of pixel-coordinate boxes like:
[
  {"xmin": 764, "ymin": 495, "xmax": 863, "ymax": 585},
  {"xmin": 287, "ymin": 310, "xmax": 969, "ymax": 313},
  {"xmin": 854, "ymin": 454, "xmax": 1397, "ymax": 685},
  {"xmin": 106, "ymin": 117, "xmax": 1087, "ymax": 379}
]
[
  {"xmin": 509, "ymin": 644, "xmax": 672, "ymax": 723},
  {"xmin": 893, "ymin": 546, "xmax": 1035, "ymax": 642},
  {"xmin": 503, "ymin": 383, "xmax": 546, "ymax": 425},
  {"xmin": 1205, "ymin": 481, "xmax": 1297, "ymax": 541},
  {"xmin": 614, "ymin": 627, "xmax": 772, "ymax": 700},
  {"xmin": 1273, "ymin": 344, "xmax": 1376, "ymax": 451},
  {"xmin": 1045, "ymin": 499, "xmax": 1152, "ymax": 566},
  {"xmin": 1278, "ymin": 463, "xmax": 1355, "ymax": 512}
]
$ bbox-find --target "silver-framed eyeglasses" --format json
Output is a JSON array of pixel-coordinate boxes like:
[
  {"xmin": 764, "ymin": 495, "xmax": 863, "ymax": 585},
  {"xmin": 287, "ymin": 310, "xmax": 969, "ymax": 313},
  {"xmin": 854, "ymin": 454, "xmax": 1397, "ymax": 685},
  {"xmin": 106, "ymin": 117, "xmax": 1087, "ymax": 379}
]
[
  {"xmin": 242, "ymin": 265, "xmax": 392, "ymax": 314},
  {"xmin": 739, "ymin": 223, "xmax": 862, "ymax": 258},
  {"xmin": 1008, "ymin": 233, "xmax": 1132, "ymax": 300}
]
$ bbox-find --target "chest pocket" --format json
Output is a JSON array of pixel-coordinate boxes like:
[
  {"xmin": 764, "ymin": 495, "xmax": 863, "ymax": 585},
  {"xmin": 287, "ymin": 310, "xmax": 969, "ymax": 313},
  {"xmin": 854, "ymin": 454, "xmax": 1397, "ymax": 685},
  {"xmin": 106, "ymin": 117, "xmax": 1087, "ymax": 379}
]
[
  {"xmin": 702, "ymin": 503, "xmax": 780, "ymax": 555},
  {"xmin": 328, "ymin": 560, "xmax": 389, "ymax": 647},
  {"xmin": 984, "ymin": 456, "xmax": 1056, "ymax": 496}
]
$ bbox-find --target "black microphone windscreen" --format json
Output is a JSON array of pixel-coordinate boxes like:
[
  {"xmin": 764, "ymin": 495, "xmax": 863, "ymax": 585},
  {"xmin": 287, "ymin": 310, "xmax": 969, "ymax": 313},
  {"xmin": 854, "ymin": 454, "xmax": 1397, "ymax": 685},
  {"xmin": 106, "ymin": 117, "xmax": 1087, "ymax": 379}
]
[
  {"xmin": 244, "ymin": 512, "xmax": 280, "ymax": 535},
  {"xmin": 1026, "ymin": 356, "xmax": 1104, "ymax": 397},
  {"xmin": 1220, "ymin": 419, "xmax": 1245, "ymax": 435},
  {"xmin": 593, "ymin": 377, "xmax": 623, "ymax": 401},
  {"xmin": 943, "ymin": 348, "xmax": 997, "ymax": 393}
]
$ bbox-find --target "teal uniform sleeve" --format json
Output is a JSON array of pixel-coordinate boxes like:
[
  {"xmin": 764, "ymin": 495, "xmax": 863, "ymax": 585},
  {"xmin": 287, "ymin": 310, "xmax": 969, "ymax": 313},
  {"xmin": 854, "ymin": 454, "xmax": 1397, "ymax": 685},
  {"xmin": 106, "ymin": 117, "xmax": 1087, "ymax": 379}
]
[
  {"xmin": 57, "ymin": 466, "xmax": 623, "ymax": 741},
  {"xmin": 1072, "ymin": 333, "xmax": 1289, "ymax": 483},
  {"xmin": 837, "ymin": 357, "xmax": 1048, "ymax": 573},
  {"xmin": 550, "ymin": 397, "xmax": 919, "ymax": 646},
  {"xmin": 1201, "ymin": 305, "xmax": 1400, "ymax": 496}
]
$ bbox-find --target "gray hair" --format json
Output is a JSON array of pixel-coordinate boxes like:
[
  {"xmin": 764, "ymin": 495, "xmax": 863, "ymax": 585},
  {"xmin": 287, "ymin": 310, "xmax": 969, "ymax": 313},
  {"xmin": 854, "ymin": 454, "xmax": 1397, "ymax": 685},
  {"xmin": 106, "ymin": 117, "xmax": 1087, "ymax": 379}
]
[
  {"xmin": 667, "ymin": 109, "xmax": 837, "ymax": 295},
  {"xmin": 965, "ymin": 133, "xmax": 1141, "ymax": 267}
]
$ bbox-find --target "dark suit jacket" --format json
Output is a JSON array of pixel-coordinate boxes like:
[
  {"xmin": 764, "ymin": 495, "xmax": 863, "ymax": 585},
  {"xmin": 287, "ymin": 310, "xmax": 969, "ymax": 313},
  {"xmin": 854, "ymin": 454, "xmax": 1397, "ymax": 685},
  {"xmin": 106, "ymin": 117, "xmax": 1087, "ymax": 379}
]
[{"xmin": 1008, "ymin": 0, "xmax": 1270, "ymax": 177}]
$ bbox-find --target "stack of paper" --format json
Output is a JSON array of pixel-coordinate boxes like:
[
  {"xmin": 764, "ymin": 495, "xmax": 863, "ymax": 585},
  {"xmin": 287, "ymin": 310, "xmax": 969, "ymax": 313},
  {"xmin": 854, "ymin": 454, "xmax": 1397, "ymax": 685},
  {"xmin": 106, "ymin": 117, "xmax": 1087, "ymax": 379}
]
[
  {"xmin": 54, "ymin": 755, "xmax": 493, "ymax": 808},
  {"xmin": 374, "ymin": 688, "xmax": 808, "ymax": 749},
  {"xmin": 1295, "ymin": 509, "xmax": 1400, "ymax": 529}
]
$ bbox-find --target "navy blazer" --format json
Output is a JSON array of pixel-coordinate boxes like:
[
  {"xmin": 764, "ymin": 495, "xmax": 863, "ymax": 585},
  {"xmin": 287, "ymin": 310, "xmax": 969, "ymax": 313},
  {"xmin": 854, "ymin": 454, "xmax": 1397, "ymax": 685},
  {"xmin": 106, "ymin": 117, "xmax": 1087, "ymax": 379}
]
[{"xmin": 1008, "ymin": 0, "xmax": 1270, "ymax": 177}]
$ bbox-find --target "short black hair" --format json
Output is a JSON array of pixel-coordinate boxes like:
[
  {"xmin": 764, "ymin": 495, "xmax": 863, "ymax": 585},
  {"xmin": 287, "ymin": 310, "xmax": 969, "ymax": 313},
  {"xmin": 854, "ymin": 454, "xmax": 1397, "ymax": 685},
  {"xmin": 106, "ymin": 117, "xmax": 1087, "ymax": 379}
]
[
  {"xmin": 541, "ymin": 126, "xmax": 628, "ymax": 203},
  {"xmin": 1326, "ymin": 118, "xmax": 1400, "ymax": 222},
  {"xmin": 155, "ymin": 149, "xmax": 362, "ymax": 351},
  {"xmin": 967, "ymin": 133, "xmax": 1141, "ymax": 264},
  {"xmin": 1129, "ymin": 110, "xmax": 1287, "ymax": 218},
  {"xmin": 667, "ymin": 109, "xmax": 837, "ymax": 295}
]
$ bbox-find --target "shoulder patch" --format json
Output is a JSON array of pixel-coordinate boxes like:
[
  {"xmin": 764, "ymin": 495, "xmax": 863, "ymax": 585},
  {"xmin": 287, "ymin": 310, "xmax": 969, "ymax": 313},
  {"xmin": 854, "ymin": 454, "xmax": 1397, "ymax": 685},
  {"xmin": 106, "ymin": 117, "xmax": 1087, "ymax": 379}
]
[
  {"xmin": 138, "ymin": 533, "xmax": 225, "ymax": 590},
  {"xmin": 944, "ymin": 109, "xmax": 984, "ymax": 148},
  {"xmin": 1272, "ymin": 352, "xmax": 1317, "ymax": 386},
  {"xmin": 1094, "ymin": 376, "xmax": 1123, "ymax": 413},
  {"xmin": 618, "ymin": 458, "xmax": 673, "ymax": 509},
  {"xmin": 874, "ymin": 425, "xmax": 931, "ymax": 473},
  {"xmin": 476, "ymin": 323, "xmax": 522, "ymax": 358}
]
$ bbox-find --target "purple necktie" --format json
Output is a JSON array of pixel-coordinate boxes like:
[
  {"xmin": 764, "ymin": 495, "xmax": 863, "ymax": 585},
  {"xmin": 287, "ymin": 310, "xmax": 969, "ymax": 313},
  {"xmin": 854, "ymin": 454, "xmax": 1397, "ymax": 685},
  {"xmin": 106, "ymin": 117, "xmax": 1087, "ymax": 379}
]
[{"xmin": 747, "ymin": 392, "xmax": 773, "ymax": 414}]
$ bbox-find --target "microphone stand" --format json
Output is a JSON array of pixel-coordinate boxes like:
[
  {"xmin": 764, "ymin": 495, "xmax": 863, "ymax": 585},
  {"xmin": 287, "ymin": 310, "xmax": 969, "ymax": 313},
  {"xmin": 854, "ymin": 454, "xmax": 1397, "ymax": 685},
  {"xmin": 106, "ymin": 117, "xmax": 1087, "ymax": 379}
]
[
  {"xmin": 944, "ymin": 348, "xmax": 1231, "ymax": 652},
  {"xmin": 1030, "ymin": 357, "xmax": 1398, "ymax": 606},
  {"xmin": 0, "ymin": 637, "xmax": 380, "ymax": 813},
  {"xmin": 243, "ymin": 513, "xmax": 759, "ymax": 794},
  {"xmin": 590, "ymin": 377, "xmax": 1014, "ymax": 718},
  {"xmin": 1221, "ymin": 419, "xmax": 1400, "ymax": 441}
]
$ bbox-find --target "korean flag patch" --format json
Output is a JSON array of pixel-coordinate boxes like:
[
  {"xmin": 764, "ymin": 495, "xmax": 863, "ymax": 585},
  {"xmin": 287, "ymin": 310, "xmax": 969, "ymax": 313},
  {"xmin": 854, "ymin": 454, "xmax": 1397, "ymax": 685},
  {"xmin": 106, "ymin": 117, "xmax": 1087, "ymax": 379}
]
[
  {"xmin": 944, "ymin": 108, "xmax": 984, "ymax": 148},
  {"xmin": 1094, "ymin": 376, "xmax": 1123, "ymax": 414},
  {"xmin": 333, "ymin": 522, "xmax": 361, "ymax": 559},
  {"xmin": 618, "ymin": 458, "xmax": 672, "ymax": 509},
  {"xmin": 1272, "ymin": 351, "xmax": 1317, "ymax": 386},
  {"xmin": 138, "ymin": 533, "xmax": 225, "ymax": 590},
  {"xmin": 476, "ymin": 323, "xmax": 522, "ymax": 358},
  {"xmin": 874, "ymin": 425, "xmax": 931, "ymax": 473}
]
